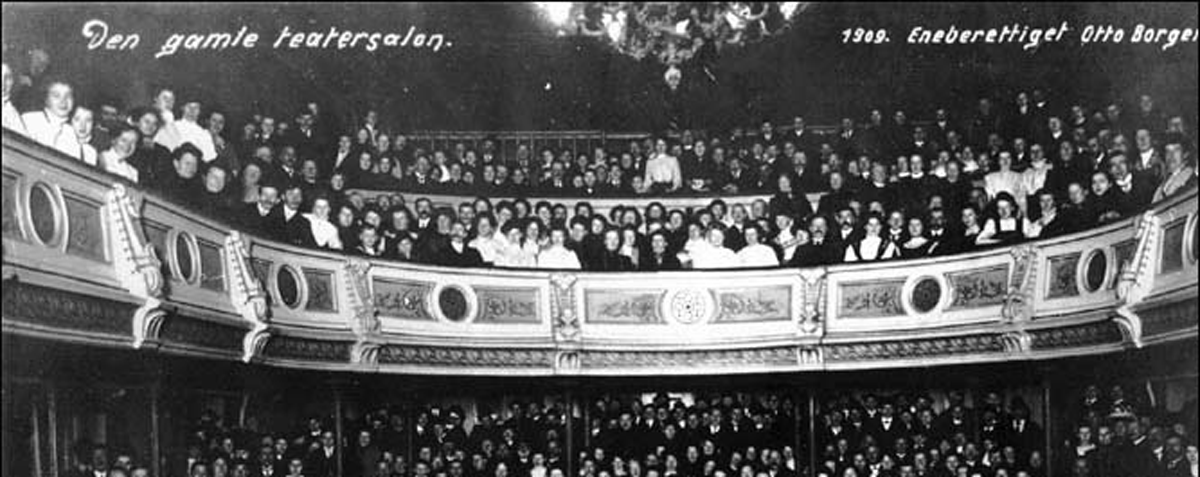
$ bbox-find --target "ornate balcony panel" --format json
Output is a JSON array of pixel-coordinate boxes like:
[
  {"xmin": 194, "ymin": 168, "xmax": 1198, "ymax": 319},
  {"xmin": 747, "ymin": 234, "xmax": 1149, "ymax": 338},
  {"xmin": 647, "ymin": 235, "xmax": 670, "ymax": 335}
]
[{"xmin": 2, "ymin": 130, "xmax": 1196, "ymax": 376}]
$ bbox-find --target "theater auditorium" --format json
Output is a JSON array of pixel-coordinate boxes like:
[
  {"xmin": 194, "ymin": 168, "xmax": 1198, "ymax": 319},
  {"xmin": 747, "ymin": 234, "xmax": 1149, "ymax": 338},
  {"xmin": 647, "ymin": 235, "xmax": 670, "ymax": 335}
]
[{"xmin": 1, "ymin": 3, "xmax": 1197, "ymax": 477}]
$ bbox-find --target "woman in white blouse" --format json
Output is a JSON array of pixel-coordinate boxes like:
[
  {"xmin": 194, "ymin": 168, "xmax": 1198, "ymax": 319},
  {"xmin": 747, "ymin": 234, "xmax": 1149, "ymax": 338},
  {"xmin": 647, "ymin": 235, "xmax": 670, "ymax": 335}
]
[
  {"xmin": 985, "ymin": 151, "xmax": 1028, "ymax": 212},
  {"xmin": 495, "ymin": 222, "xmax": 536, "ymax": 268},
  {"xmin": 306, "ymin": 197, "xmax": 342, "ymax": 250},
  {"xmin": 99, "ymin": 126, "xmax": 140, "ymax": 182},
  {"xmin": 737, "ymin": 225, "xmax": 779, "ymax": 268},
  {"xmin": 643, "ymin": 138, "xmax": 682, "ymax": 193},
  {"xmin": 537, "ymin": 227, "xmax": 582, "ymax": 269},
  {"xmin": 844, "ymin": 214, "xmax": 899, "ymax": 263},
  {"xmin": 692, "ymin": 227, "xmax": 739, "ymax": 269}
]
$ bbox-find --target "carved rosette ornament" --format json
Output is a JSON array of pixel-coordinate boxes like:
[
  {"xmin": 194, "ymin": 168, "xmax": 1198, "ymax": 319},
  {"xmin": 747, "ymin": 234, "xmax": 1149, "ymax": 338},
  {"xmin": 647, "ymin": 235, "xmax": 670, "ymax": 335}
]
[
  {"xmin": 1001, "ymin": 245, "xmax": 1039, "ymax": 323},
  {"xmin": 225, "ymin": 232, "xmax": 272, "ymax": 362},
  {"xmin": 343, "ymin": 258, "xmax": 382, "ymax": 364},
  {"xmin": 664, "ymin": 288, "xmax": 715, "ymax": 325},
  {"xmin": 105, "ymin": 184, "xmax": 166, "ymax": 348},
  {"xmin": 1112, "ymin": 212, "xmax": 1160, "ymax": 348},
  {"xmin": 550, "ymin": 274, "xmax": 580, "ymax": 342},
  {"xmin": 797, "ymin": 269, "xmax": 826, "ymax": 336}
]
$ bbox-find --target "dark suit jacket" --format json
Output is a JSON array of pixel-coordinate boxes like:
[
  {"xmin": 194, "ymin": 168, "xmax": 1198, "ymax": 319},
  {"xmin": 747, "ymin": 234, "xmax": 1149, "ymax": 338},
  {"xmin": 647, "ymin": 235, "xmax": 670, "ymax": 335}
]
[{"xmin": 439, "ymin": 243, "xmax": 485, "ymax": 268}]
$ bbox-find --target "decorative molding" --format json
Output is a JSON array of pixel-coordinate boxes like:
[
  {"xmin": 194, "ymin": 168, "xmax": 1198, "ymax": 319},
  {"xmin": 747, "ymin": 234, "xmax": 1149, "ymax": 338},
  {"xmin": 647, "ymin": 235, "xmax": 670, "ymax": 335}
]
[
  {"xmin": 158, "ymin": 314, "xmax": 245, "ymax": 353},
  {"xmin": 105, "ymin": 184, "xmax": 166, "ymax": 348},
  {"xmin": 1030, "ymin": 321, "xmax": 1125, "ymax": 350},
  {"xmin": 1112, "ymin": 212, "xmax": 1161, "ymax": 348},
  {"xmin": 343, "ymin": 258, "xmax": 382, "ymax": 365},
  {"xmin": 797, "ymin": 269, "xmax": 826, "ymax": 335},
  {"xmin": 378, "ymin": 345, "xmax": 554, "ymax": 367},
  {"xmin": 262, "ymin": 336, "xmax": 351, "ymax": 362},
  {"xmin": 226, "ymin": 232, "xmax": 272, "ymax": 362},
  {"xmin": 550, "ymin": 274, "xmax": 580, "ymax": 342},
  {"xmin": 1001, "ymin": 245, "xmax": 1039, "ymax": 323},
  {"xmin": 1, "ymin": 281, "xmax": 135, "ymax": 336},
  {"xmin": 581, "ymin": 347, "xmax": 797, "ymax": 368},
  {"xmin": 825, "ymin": 334, "xmax": 1004, "ymax": 361}
]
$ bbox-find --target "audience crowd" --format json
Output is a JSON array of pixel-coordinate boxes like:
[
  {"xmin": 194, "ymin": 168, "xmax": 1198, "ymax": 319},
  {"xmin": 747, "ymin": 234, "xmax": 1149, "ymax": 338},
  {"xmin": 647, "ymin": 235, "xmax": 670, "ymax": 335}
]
[
  {"xmin": 3, "ymin": 61, "xmax": 1198, "ymax": 271},
  {"xmin": 62, "ymin": 384, "xmax": 1197, "ymax": 477}
]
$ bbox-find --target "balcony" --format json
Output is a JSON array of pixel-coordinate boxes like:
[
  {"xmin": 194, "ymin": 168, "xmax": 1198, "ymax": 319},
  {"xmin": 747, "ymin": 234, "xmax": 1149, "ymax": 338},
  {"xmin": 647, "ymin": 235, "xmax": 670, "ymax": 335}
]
[{"xmin": 2, "ymin": 130, "xmax": 1197, "ymax": 375}]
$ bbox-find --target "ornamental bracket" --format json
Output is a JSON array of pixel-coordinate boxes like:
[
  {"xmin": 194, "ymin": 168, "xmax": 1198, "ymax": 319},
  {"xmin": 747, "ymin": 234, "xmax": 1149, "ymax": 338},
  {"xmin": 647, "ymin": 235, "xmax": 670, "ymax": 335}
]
[
  {"xmin": 106, "ymin": 184, "xmax": 167, "ymax": 348},
  {"xmin": 1113, "ymin": 212, "xmax": 1160, "ymax": 348},
  {"xmin": 225, "ymin": 231, "xmax": 272, "ymax": 361},
  {"xmin": 343, "ymin": 258, "xmax": 382, "ymax": 366}
]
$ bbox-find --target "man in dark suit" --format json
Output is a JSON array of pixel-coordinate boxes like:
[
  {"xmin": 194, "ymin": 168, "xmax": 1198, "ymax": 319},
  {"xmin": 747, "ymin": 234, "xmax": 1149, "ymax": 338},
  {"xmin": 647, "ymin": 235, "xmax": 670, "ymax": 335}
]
[
  {"xmin": 278, "ymin": 183, "xmax": 316, "ymax": 248},
  {"xmin": 240, "ymin": 184, "xmax": 281, "ymax": 240},
  {"xmin": 1004, "ymin": 404, "xmax": 1043, "ymax": 457},
  {"xmin": 866, "ymin": 403, "xmax": 903, "ymax": 453},
  {"xmin": 439, "ymin": 222, "xmax": 484, "ymax": 267},
  {"xmin": 1109, "ymin": 153, "xmax": 1157, "ymax": 215},
  {"xmin": 790, "ymin": 216, "xmax": 841, "ymax": 267},
  {"xmin": 790, "ymin": 116, "xmax": 822, "ymax": 157},
  {"xmin": 305, "ymin": 431, "xmax": 339, "ymax": 477},
  {"xmin": 818, "ymin": 172, "xmax": 854, "ymax": 217}
]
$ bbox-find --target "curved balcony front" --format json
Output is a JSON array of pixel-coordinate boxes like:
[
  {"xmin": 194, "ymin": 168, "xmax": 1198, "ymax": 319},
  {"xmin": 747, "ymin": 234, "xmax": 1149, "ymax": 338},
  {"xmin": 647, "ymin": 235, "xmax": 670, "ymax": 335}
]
[{"xmin": 2, "ymin": 130, "xmax": 1196, "ymax": 375}]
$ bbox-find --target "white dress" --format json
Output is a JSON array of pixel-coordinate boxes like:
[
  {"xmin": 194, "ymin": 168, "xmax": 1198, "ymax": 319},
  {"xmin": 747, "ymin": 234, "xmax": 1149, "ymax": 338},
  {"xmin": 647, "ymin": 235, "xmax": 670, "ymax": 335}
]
[{"xmin": 737, "ymin": 244, "xmax": 780, "ymax": 268}]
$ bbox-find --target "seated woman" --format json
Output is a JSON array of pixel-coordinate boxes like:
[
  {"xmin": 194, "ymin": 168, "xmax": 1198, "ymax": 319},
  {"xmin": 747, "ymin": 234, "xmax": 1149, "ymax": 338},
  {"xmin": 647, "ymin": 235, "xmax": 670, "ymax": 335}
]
[
  {"xmin": 768, "ymin": 173, "xmax": 814, "ymax": 220},
  {"xmin": 692, "ymin": 227, "xmax": 739, "ymax": 270},
  {"xmin": 898, "ymin": 216, "xmax": 932, "ymax": 259},
  {"xmin": 737, "ymin": 224, "xmax": 779, "ymax": 268},
  {"xmin": 469, "ymin": 215, "xmax": 505, "ymax": 266},
  {"xmin": 772, "ymin": 213, "xmax": 806, "ymax": 264},
  {"xmin": 641, "ymin": 230, "xmax": 682, "ymax": 271},
  {"xmin": 391, "ymin": 235, "xmax": 417, "ymax": 262},
  {"xmin": 354, "ymin": 225, "xmax": 384, "ymax": 257},
  {"xmin": 643, "ymin": 138, "xmax": 683, "ymax": 193},
  {"xmin": 619, "ymin": 226, "xmax": 646, "ymax": 269},
  {"xmin": 843, "ymin": 213, "xmax": 899, "ymax": 263},
  {"xmin": 589, "ymin": 228, "xmax": 635, "ymax": 271},
  {"xmin": 957, "ymin": 205, "xmax": 984, "ymax": 254},
  {"xmin": 977, "ymin": 192, "xmax": 1024, "ymax": 247},
  {"xmin": 98, "ymin": 125, "xmax": 141, "ymax": 182},
  {"xmin": 537, "ymin": 227, "xmax": 582, "ymax": 270},
  {"xmin": 306, "ymin": 197, "xmax": 342, "ymax": 250},
  {"xmin": 1089, "ymin": 171, "xmax": 1123, "ymax": 224},
  {"xmin": 494, "ymin": 222, "xmax": 536, "ymax": 268}
]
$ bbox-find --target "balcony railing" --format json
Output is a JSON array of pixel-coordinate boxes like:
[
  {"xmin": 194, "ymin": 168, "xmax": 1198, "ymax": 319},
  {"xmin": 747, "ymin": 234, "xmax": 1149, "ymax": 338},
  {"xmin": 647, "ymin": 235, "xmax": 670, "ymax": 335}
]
[{"xmin": 2, "ymin": 129, "xmax": 1197, "ymax": 375}]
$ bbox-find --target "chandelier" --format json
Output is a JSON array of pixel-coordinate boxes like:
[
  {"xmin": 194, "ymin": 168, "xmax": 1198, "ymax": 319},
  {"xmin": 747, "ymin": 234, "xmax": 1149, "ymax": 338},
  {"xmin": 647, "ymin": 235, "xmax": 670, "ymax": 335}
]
[{"xmin": 535, "ymin": 2, "xmax": 812, "ymax": 68}]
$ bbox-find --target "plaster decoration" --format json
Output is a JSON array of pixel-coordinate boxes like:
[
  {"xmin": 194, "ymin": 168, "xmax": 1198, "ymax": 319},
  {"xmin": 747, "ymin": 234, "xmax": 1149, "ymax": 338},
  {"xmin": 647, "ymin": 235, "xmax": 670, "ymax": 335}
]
[
  {"xmin": 840, "ymin": 279, "xmax": 905, "ymax": 318},
  {"xmin": 1113, "ymin": 212, "xmax": 1161, "ymax": 348},
  {"xmin": 1, "ymin": 281, "xmax": 136, "ymax": 335},
  {"xmin": 664, "ymin": 288, "xmax": 716, "ymax": 325},
  {"xmin": 378, "ymin": 345, "xmax": 554, "ymax": 367},
  {"xmin": 797, "ymin": 269, "xmax": 826, "ymax": 335},
  {"xmin": 581, "ymin": 347, "xmax": 797, "ymax": 369},
  {"xmin": 106, "ymin": 184, "xmax": 166, "ymax": 348},
  {"xmin": 1001, "ymin": 245, "xmax": 1039, "ymax": 323},
  {"xmin": 825, "ymin": 334, "xmax": 1004, "ymax": 361},
  {"xmin": 946, "ymin": 265, "xmax": 1008, "ymax": 310},
  {"xmin": 343, "ymin": 258, "xmax": 382, "ymax": 364},
  {"xmin": 225, "ymin": 231, "xmax": 271, "ymax": 362},
  {"xmin": 262, "ymin": 336, "xmax": 352, "ymax": 362},
  {"xmin": 555, "ymin": 350, "xmax": 581, "ymax": 373},
  {"xmin": 1000, "ymin": 331, "xmax": 1032, "ymax": 354},
  {"xmin": 1030, "ymin": 321, "xmax": 1125, "ymax": 350},
  {"xmin": 550, "ymin": 274, "xmax": 580, "ymax": 342},
  {"xmin": 475, "ymin": 287, "xmax": 541, "ymax": 323},
  {"xmin": 1046, "ymin": 253, "xmax": 1082, "ymax": 299},
  {"xmin": 713, "ymin": 287, "xmax": 790, "ymax": 323},
  {"xmin": 373, "ymin": 278, "xmax": 434, "ymax": 320},
  {"xmin": 797, "ymin": 346, "xmax": 823, "ymax": 366},
  {"xmin": 586, "ymin": 289, "xmax": 666, "ymax": 324}
]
